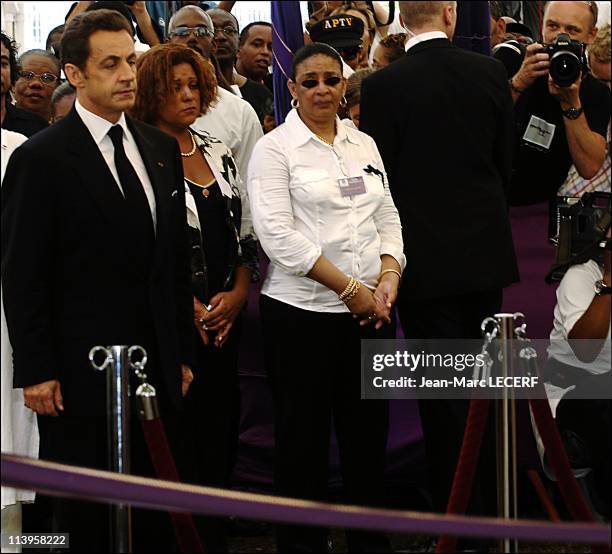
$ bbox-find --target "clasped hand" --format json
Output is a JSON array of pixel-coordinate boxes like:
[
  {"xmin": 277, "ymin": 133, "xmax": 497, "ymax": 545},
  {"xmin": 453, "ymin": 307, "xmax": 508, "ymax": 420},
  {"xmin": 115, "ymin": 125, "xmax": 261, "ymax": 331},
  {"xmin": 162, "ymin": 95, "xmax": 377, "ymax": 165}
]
[
  {"xmin": 345, "ymin": 279, "xmax": 398, "ymax": 329},
  {"xmin": 193, "ymin": 291, "xmax": 246, "ymax": 348}
]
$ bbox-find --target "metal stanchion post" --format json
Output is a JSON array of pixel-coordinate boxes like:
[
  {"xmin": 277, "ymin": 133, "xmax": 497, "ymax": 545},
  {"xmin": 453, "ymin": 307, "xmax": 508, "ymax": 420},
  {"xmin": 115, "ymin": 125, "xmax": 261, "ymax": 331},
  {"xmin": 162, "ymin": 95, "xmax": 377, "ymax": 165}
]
[
  {"xmin": 493, "ymin": 313, "xmax": 520, "ymax": 554},
  {"xmin": 89, "ymin": 345, "xmax": 147, "ymax": 554}
]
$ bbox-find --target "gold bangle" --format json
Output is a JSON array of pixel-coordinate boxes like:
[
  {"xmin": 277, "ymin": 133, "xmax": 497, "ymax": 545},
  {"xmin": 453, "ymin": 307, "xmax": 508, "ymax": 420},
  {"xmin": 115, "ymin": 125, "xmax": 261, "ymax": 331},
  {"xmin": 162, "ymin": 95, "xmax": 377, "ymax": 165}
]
[
  {"xmin": 378, "ymin": 268, "xmax": 402, "ymax": 283},
  {"xmin": 343, "ymin": 280, "xmax": 361, "ymax": 303},
  {"xmin": 339, "ymin": 277, "xmax": 356, "ymax": 301}
]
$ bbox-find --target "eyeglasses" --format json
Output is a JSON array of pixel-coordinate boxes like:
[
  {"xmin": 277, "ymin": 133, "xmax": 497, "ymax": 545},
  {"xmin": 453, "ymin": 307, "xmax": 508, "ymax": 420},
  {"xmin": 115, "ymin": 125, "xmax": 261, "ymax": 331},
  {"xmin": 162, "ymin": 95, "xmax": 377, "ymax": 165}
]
[
  {"xmin": 18, "ymin": 70, "xmax": 58, "ymax": 85},
  {"xmin": 213, "ymin": 26, "xmax": 238, "ymax": 37},
  {"xmin": 299, "ymin": 76, "xmax": 342, "ymax": 89},
  {"xmin": 171, "ymin": 26, "xmax": 212, "ymax": 38}
]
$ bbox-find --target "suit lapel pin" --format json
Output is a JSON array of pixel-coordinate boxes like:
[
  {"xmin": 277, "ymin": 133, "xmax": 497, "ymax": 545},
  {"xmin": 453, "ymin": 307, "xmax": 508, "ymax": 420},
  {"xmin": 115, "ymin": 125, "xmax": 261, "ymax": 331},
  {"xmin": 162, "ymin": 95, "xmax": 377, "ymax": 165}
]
[{"xmin": 157, "ymin": 161, "xmax": 165, "ymax": 168}]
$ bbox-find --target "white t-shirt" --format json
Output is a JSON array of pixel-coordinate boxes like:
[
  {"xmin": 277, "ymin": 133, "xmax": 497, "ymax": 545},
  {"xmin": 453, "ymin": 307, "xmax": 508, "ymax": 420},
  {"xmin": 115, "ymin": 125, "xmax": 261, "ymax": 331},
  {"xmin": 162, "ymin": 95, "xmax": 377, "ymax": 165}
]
[
  {"xmin": 192, "ymin": 87, "xmax": 263, "ymax": 185},
  {"xmin": 548, "ymin": 259, "xmax": 611, "ymax": 373}
]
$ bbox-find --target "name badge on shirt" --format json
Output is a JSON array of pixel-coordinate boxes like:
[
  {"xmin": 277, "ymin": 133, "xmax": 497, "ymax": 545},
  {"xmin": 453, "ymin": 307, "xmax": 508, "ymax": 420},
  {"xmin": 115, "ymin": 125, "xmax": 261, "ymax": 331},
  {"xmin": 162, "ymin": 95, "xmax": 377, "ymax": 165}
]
[
  {"xmin": 338, "ymin": 176, "xmax": 367, "ymax": 197},
  {"xmin": 522, "ymin": 115, "xmax": 556, "ymax": 151}
]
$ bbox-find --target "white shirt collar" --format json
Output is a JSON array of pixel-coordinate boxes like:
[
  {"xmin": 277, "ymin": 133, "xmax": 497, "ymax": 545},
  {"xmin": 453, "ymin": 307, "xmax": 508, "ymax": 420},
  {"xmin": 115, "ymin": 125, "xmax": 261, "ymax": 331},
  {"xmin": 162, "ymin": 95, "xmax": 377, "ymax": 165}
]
[
  {"xmin": 75, "ymin": 98, "xmax": 130, "ymax": 146},
  {"xmin": 405, "ymin": 31, "xmax": 448, "ymax": 52},
  {"xmin": 284, "ymin": 108, "xmax": 360, "ymax": 148}
]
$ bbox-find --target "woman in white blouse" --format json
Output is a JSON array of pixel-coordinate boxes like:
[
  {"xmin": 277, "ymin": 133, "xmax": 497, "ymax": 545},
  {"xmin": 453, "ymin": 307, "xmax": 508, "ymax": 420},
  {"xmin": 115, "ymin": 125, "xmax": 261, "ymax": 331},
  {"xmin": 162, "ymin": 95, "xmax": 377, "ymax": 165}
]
[{"xmin": 248, "ymin": 43, "xmax": 405, "ymax": 553}]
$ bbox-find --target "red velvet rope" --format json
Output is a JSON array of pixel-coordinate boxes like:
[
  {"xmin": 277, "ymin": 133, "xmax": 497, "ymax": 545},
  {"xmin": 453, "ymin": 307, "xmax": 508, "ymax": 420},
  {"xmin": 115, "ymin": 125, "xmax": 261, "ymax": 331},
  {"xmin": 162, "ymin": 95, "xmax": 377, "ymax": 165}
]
[
  {"xmin": 435, "ymin": 399, "xmax": 491, "ymax": 553},
  {"xmin": 435, "ymin": 381, "xmax": 604, "ymax": 554},
  {"xmin": 140, "ymin": 418, "xmax": 204, "ymax": 553}
]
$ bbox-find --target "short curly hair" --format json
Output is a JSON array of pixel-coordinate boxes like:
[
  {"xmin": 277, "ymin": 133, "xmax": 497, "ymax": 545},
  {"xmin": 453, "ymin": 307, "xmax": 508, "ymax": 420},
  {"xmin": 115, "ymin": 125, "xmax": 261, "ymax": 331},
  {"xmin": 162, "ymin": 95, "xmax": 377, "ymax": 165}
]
[
  {"xmin": 132, "ymin": 43, "xmax": 217, "ymax": 125},
  {"xmin": 379, "ymin": 32, "xmax": 408, "ymax": 64},
  {"xmin": 590, "ymin": 23, "xmax": 611, "ymax": 64}
]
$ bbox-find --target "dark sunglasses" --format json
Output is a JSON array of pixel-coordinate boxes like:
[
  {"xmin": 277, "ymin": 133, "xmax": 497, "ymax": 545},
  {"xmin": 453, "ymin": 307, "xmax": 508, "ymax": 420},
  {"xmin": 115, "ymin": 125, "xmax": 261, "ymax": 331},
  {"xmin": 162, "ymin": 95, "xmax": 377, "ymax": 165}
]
[
  {"xmin": 18, "ymin": 70, "xmax": 58, "ymax": 84},
  {"xmin": 299, "ymin": 76, "xmax": 342, "ymax": 89},
  {"xmin": 171, "ymin": 26, "xmax": 211, "ymax": 38}
]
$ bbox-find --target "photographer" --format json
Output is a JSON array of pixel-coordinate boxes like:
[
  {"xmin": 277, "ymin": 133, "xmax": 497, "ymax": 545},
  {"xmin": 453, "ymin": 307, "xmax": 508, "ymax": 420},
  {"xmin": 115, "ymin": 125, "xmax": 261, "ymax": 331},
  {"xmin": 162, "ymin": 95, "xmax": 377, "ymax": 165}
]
[
  {"xmin": 546, "ymin": 225, "xmax": 610, "ymax": 517},
  {"xmin": 509, "ymin": 1, "xmax": 610, "ymax": 206}
]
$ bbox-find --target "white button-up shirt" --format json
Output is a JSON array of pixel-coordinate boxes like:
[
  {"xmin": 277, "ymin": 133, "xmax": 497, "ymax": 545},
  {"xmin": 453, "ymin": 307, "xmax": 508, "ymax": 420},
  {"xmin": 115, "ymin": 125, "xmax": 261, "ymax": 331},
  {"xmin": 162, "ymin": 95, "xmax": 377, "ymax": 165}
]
[
  {"xmin": 248, "ymin": 109, "xmax": 406, "ymax": 313},
  {"xmin": 75, "ymin": 99, "xmax": 157, "ymax": 231}
]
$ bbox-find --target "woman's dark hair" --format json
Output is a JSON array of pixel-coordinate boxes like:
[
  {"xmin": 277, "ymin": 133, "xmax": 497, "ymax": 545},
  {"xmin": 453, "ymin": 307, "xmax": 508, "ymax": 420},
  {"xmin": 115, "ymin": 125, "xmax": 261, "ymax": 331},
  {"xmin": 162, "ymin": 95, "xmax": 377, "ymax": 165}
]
[
  {"xmin": 132, "ymin": 43, "xmax": 217, "ymax": 125},
  {"xmin": 51, "ymin": 81, "xmax": 76, "ymax": 107},
  {"xmin": 46, "ymin": 24, "xmax": 65, "ymax": 50},
  {"xmin": 291, "ymin": 43, "xmax": 343, "ymax": 80},
  {"xmin": 61, "ymin": 9, "xmax": 134, "ymax": 70},
  {"xmin": 1, "ymin": 31, "xmax": 19, "ymax": 85},
  {"xmin": 19, "ymin": 49, "xmax": 61, "ymax": 76}
]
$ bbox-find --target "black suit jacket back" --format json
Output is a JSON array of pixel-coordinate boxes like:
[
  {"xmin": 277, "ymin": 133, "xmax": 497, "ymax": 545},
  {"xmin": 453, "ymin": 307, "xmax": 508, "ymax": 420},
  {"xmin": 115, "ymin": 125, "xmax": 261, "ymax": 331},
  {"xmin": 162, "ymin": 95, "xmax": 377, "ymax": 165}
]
[
  {"xmin": 2, "ymin": 108, "xmax": 194, "ymax": 415},
  {"xmin": 360, "ymin": 38, "xmax": 518, "ymax": 299}
]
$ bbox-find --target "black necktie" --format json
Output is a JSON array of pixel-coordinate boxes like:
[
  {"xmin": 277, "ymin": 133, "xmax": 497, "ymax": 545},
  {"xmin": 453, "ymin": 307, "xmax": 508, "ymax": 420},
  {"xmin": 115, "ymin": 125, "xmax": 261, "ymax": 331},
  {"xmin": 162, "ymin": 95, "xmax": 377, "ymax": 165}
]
[{"xmin": 107, "ymin": 125, "xmax": 155, "ymax": 270}]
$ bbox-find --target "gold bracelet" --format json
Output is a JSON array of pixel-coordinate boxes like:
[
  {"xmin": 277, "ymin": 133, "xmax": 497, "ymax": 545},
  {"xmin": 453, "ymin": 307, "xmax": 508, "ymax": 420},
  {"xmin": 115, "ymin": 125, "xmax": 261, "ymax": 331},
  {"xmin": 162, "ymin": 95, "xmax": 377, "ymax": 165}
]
[
  {"xmin": 339, "ymin": 277, "xmax": 356, "ymax": 301},
  {"xmin": 343, "ymin": 280, "xmax": 361, "ymax": 303},
  {"xmin": 378, "ymin": 268, "xmax": 402, "ymax": 283}
]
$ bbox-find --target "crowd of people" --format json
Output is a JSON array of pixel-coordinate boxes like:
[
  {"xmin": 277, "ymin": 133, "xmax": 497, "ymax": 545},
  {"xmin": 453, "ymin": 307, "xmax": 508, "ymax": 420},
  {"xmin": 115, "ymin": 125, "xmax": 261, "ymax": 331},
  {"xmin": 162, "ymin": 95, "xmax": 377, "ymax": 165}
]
[{"xmin": 1, "ymin": 1, "xmax": 610, "ymax": 553}]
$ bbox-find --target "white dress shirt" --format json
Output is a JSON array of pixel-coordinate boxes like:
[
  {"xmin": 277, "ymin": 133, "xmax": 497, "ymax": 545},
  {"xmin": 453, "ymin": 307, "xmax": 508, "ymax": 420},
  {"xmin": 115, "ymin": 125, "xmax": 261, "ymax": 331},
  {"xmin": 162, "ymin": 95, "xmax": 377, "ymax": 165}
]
[
  {"xmin": 75, "ymin": 99, "xmax": 157, "ymax": 231},
  {"xmin": 192, "ymin": 87, "xmax": 263, "ymax": 185},
  {"xmin": 404, "ymin": 30, "xmax": 448, "ymax": 52},
  {"xmin": 248, "ymin": 108, "xmax": 406, "ymax": 313}
]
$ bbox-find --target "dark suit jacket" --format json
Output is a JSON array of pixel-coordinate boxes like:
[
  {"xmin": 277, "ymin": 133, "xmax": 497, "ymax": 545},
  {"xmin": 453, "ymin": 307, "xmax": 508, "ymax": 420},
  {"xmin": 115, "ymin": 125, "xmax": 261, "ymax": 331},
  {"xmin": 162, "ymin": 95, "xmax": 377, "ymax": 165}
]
[
  {"xmin": 2, "ymin": 108, "xmax": 194, "ymax": 416},
  {"xmin": 360, "ymin": 38, "xmax": 519, "ymax": 299},
  {"xmin": 2, "ymin": 102, "xmax": 49, "ymax": 137}
]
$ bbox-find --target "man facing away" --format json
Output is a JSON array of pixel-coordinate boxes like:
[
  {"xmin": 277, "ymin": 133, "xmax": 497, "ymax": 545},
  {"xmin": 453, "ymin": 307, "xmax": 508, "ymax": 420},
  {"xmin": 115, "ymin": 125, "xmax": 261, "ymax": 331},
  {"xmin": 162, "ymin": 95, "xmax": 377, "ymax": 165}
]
[{"xmin": 360, "ymin": 0, "xmax": 518, "ymax": 523}]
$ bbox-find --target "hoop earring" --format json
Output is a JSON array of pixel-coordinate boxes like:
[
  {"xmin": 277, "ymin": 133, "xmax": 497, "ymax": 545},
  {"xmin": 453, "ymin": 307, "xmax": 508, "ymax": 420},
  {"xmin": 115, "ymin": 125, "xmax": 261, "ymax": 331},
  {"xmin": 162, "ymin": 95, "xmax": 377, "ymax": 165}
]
[
  {"xmin": 340, "ymin": 96, "xmax": 347, "ymax": 108},
  {"xmin": 291, "ymin": 97, "xmax": 299, "ymax": 109}
]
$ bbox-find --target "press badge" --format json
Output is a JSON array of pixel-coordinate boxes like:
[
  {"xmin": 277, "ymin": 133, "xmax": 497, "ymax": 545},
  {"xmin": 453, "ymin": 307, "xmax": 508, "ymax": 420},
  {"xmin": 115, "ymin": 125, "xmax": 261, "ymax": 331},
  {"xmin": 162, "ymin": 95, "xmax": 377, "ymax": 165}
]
[
  {"xmin": 522, "ymin": 115, "xmax": 556, "ymax": 151},
  {"xmin": 338, "ymin": 175, "xmax": 367, "ymax": 197}
]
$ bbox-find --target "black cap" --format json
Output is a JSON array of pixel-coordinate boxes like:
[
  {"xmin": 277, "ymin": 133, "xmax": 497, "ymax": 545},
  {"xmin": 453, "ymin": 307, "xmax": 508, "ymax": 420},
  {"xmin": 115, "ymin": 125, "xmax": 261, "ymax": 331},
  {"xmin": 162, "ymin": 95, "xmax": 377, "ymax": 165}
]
[
  {"xmin": 505, "ymin": 21, "xmax": 534, "ymax": 40},
  {"xmin": 309, "ymin": 13, "xmax": 364, "ymax": 50}
]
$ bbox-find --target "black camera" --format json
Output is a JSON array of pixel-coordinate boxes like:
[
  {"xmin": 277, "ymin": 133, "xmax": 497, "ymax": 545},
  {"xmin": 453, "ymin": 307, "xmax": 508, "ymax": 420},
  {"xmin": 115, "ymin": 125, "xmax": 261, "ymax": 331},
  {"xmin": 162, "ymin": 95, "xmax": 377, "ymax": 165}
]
[
  {"xmin": 547, "ymin": 192, "xmax": 611, "ymax": 282},
  {"xmin": 542, "ymin": 33, "xmax": 586, "ymax": 88},
  {"xmin": 492, "ymin": 39, "xmax": 526, "ymax": 78}
]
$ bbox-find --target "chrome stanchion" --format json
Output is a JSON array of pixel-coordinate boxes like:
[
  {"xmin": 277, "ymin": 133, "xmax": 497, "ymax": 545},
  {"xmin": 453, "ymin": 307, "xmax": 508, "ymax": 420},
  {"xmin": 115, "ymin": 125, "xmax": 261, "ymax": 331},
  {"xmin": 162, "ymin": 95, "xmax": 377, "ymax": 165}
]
[
  {"xmin": 89, "ymin": 345, "xmax": 148, "ymax": 554},
  {"xmin": 480, "ymin": 313, "xmax": 522, "ymax": 554}
]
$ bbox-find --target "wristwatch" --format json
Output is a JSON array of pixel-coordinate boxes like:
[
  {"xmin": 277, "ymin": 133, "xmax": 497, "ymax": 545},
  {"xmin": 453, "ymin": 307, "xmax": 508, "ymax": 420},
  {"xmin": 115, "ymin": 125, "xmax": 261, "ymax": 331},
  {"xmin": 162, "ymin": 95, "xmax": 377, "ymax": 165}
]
[
  {"xmin": 561, "ymin": 106, "xmax": 584, "ymax": 120},
  {"xmin": 594, "ymin": 279, "xmax": 612, "ymax": 295}
]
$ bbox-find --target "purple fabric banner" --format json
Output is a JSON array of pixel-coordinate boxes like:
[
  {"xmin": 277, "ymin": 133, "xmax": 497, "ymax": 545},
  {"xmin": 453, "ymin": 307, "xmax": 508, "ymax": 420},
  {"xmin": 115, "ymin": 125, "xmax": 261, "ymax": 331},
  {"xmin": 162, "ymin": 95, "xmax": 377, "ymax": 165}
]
[
  {"xmin": 271, "ymin": 1, "xmax": 304, "ymax": 124},
  {"xmin": 2, "ymin": 454, "xmax": 611, "ymax": 545},
  {"xmin": 453, "ymin": 1, "xmax": 492, "ymax": 55}
]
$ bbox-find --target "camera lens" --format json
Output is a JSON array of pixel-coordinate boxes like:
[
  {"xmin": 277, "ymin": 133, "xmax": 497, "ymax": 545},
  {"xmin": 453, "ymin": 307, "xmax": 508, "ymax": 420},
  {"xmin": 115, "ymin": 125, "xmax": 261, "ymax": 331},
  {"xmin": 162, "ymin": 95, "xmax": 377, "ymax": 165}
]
[
  {"xmin": 492, "ymin": 40, "xmax": 525, "ymax": 78},
  {"xmin": 549, "ymin": 51, "xmax": 581, "ymax": 88}
]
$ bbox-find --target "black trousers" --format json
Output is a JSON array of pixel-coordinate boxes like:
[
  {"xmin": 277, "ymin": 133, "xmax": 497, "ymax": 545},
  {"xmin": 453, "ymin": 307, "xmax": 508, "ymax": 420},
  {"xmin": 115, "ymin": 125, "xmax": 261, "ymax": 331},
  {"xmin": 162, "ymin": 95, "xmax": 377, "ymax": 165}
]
[
  {"xmin": 179, "ymin": 318, "xmax": 242, "ymax": 553},
  {"xmin": 36, "ymin": 388, "xmax": 182, "ymax": 553},
  {"xmin": 397, "ymin": 288, "xmax": 502, "ymax": 516},
  {"xmin": 260, "ymin": 295, "xmax": 393, "ymax": 554}
]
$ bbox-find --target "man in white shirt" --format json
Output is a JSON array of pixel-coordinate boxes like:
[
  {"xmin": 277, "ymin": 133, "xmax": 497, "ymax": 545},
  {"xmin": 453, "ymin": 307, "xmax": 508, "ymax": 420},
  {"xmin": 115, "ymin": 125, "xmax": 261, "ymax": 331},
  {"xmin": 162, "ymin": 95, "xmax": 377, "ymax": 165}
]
[
  {"xmin": 2, "ymin": 9, "xmax": 194, "ymax": 551},
  {"xmin": 167, "ymin": 5, "xmax": 262, "ymax": 182}
]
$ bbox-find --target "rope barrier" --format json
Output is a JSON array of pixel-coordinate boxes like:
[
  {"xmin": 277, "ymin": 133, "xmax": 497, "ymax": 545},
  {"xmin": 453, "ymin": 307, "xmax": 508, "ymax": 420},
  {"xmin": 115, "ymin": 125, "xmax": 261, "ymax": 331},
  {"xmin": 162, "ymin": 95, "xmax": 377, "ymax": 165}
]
[{"xmin": 2, "ymin": 454, "xmax": 609, "ymax": 545}]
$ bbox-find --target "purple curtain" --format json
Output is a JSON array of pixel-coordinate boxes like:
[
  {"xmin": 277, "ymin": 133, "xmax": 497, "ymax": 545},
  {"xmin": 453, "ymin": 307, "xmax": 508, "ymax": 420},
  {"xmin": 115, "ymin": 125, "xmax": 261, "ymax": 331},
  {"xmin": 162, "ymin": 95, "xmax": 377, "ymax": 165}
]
[
  {"xmin": 453, "ymin": 0, "xmax": 491, "ymax": 55},
  {"xmin": 271, "ymin": 1, "xmax": 304, "ymax": 124}
]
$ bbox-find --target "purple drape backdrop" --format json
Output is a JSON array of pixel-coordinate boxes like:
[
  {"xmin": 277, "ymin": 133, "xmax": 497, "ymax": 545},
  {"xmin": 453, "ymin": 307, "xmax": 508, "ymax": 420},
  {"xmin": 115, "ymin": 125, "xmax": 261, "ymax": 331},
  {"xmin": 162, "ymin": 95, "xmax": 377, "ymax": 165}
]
[
  {"xmin": 453, "ymin": 0, "xmax": 491, "ymax": 55},
  {"xmin": 271, "ymin": 1, "xmax": 304, "ymax": 124}
]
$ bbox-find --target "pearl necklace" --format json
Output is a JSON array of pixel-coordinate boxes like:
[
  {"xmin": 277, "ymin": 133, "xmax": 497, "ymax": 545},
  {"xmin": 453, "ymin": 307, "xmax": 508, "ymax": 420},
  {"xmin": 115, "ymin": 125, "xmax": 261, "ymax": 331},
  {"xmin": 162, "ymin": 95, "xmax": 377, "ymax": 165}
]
[{"xmin": 180, "ymin": 132, "xmax": 197, "ymax": 157}]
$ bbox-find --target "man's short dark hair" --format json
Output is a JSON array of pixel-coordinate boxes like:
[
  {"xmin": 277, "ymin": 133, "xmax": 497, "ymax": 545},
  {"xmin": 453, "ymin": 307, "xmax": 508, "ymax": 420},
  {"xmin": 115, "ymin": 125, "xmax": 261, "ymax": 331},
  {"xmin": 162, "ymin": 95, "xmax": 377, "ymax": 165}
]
[
  {"xmin": 1, "ymin": 31, "xmax": 19, "ymax": 85},
  {"xmin": 60, "ymin": 9, "xmax": 134, "ymax": 70},
  {"xmin": 46, "ymin": 24, "xmax": 65, "ymax": 50},
  {"xmin": 19, "ymin": 49, "xmax": 61, "ymax": 75},
  {"xmin": 239, "ymin": 21, "xmax": 272, "ymax": 47}
]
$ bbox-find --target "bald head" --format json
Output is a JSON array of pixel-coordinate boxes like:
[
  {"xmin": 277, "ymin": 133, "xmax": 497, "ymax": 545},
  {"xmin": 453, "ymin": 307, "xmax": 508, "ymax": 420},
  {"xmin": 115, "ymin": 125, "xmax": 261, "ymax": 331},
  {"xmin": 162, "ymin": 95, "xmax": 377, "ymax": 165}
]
[
  {"xmin": 399, "ymin": 1, "xmax": 457, "ymax": 37},
  {"xmin": 167, "ymin": 5, "xmax": 214, "ymax": 59},
  {"xmin": 168, "ymin": 5, "xmax": 213, "ymax": 34}
]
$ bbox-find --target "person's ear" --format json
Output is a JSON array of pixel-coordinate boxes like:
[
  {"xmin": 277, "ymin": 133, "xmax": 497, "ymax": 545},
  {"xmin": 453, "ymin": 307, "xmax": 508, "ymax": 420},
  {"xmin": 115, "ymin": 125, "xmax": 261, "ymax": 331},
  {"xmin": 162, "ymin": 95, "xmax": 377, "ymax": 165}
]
[
  {"xmin": 287, "ymin": 79, "xmax": 297, "ymax": 99},
  {"xmin": 585, "ymin": 25, "xmax": 598, "ymax": 45},
  {"xmin": 64, "ymin": 63, "xmax": 85, "ymax": 89}
]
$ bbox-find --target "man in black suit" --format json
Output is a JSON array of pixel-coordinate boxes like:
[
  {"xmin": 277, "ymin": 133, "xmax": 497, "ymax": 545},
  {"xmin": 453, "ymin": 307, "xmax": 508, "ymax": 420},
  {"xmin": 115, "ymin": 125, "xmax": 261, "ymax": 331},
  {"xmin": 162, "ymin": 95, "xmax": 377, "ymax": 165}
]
[
  {"xmin": 2, "ymin": 9, "xmax": 194, "ymax": 551},
  {"xmin": 360, "ymin": 1, "xmax": 518, "ymax": 517}
]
